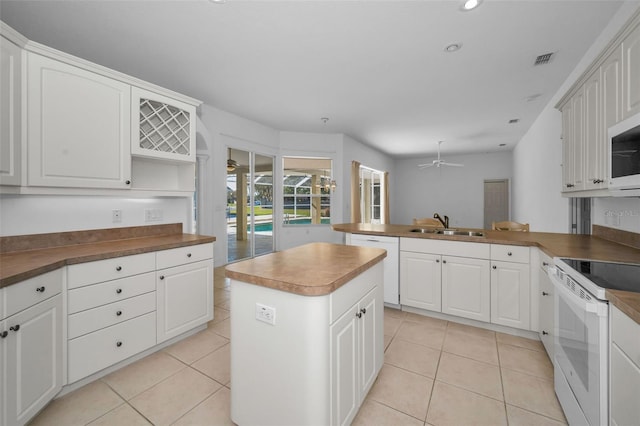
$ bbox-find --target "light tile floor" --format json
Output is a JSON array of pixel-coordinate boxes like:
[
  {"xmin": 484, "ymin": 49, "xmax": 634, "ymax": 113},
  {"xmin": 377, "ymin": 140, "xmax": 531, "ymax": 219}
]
[{"xmin": 30, "ymin": 267, "xmax": 567, "ymax": 425}]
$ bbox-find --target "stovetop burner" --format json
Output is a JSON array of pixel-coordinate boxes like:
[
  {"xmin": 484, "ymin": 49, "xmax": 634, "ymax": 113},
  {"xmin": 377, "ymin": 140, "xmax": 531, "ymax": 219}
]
[{"xmin": 560, "ymin": 259, "xmax": 640, "ymax": 294}]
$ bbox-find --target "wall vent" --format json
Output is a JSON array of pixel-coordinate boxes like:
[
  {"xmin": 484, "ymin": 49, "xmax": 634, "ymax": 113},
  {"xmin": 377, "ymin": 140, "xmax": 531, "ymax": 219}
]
[
  {"xmin": 508, "ymin": 119, "xmax": 520, "ymax": 124},
  {"xmin": 534, "ymin": 52, "xmax": 554, "ymax": 66}
]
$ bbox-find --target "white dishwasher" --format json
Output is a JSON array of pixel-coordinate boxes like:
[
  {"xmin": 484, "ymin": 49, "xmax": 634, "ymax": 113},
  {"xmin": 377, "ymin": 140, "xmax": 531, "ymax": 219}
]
[{"xmin": 348, "ymin": 233, "xmax": 399, "ymax": 306}]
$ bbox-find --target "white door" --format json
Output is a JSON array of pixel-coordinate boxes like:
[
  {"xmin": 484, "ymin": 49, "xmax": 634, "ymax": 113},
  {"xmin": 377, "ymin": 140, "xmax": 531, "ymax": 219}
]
[
  {"xmin": 584, "ymin": 69, "xmax": 603, "ymax": 190},
  {"xmin": 442, "ymin": 256, "xmax": 490, "ymax": 322},
  {"xmin": 622, "ymin": 20, "xmax": 640, "ymax": 120},
  {"xmin": 358, "ymin": 288, "xmax": 378, "ymax": 397},
  {"xmin": 4, "ymin": 295, "xmax": 62, "ymax": 426},
  {"xmin": 572, "ymin": 89, "xmax": 585, "ymax": 190},
  {"xmin": 490, "ymin": 261, "xmax": 530, "ymax": 330},
  {"xmin": 0, "ymin": 36, "xmax": 22, "ymax": 186},
  {"xmin": 156, "ymin": 260, "xmax": 213, "ymax": 343},
  {"xmin": 561, "ymin": 103, "xmax": 575, "ymax": 191},
  {"xmin": 483, "ymin": 179, "xmax": 509, "ymax": 229},
  {"xmin": 538, "ymin": 269, "xmax": 555, "ymax": 358},
  {"xmin": 602, "ymin": 46, "xmax": 622, "ymax": 188},
  {"xmin": 330, "ymin": 305, "xmax": 359, "ymax": 426},
  {"xmin": 27, "ymin": 53, "xmax": 131, "ymax": 188},
  {"xmin": 610, "ymin": 343, "xmax": 640, "ymax": 426},
  {"xmin": 400, "ymin": 251, "xmax": 441, "ymax": 312}
]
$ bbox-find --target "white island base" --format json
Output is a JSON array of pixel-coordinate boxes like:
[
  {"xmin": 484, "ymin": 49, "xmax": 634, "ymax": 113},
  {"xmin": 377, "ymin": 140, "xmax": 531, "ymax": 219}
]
[{"xmin": 228, "ymin": 245, "xmax": 384, "ymax": 426}]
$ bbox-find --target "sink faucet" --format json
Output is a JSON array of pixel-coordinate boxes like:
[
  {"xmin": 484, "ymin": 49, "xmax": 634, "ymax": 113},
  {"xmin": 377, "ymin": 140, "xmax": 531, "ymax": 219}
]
[{"xmin": 433, "ymin": 213, "xmax": 449, "ymax": 228}]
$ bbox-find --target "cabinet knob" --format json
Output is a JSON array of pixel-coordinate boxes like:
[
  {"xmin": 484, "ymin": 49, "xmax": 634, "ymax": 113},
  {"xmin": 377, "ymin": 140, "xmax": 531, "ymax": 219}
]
[
  {"xmin": 116, "ymin": 341, "xmax": 123, "ymax": 347},
  {"xmin": 566, "ymin": 183, "xmax": 574, "ymax": 188},
  {"xmin": 116, "ymin": 288, "xmax": 123, "ymax": 294},
  {"xmin": 36, "ymin": 286, "xmax": 45, "ymax": 293},
  {"xmin": 159, "ymin": 275, "xmax": 165, "ymax": 280},
  {"xmin": 360, "ymin": 308, "xmax": 367, "ymax": 315},
  {"xmin": 125, "ymin": 180, "xmax": 131, "ymax": 185},
  {"xmin": 507, "ymin": 252, "xmax": 512, "ymax": 256},
  {"xmin": 442, "ymin": 260, "xmax": 447, "ymax": 264},
  {"xmin": 542, "ymin": 331, "xmax": 549, "ymax": 336},
  {"xmin": 492, "ymin": 265, "xmax": 497, "ymax": 269},
  {"xmin": 9, "ymin": 324, "xmax": 20, "ymax": 332},
  {"xmin": 542, "ymin": 291, "xmax": 549, "ymax": 296},
  {"xmin": 0, "ymin": 331, "xmax": 7, "ymax": 338},
  {"xmin": 116, "ymin": 266, "xmax": 122, "ymax": 271},
  {"xmin": 355, "ymin": 312, "xmax": 362, "ymax": 318},
  {"xmin": 436, "ymin": 259, "xmax": 440, "ymax": 263},
  {"xmin": 542, "ymin": 262, "xmax": 549, "ymax": 267},
  {"xmin": 187, "ymin": 253, "xmax": 192, "ymax": 258},
  {"xmin": 116, "ymin": 310, "xmax": 122, "ymax": 316}
]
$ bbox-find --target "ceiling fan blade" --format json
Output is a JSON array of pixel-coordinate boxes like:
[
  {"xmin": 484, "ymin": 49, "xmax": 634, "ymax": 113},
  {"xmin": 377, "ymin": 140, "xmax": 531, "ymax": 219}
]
[
  {"xmin": 418, "ymin": 163, "xmax": 435, "ymax": 169},
  {"xmin": 441, "ymin": 162, "xmax": 464, "ymax": 167}
]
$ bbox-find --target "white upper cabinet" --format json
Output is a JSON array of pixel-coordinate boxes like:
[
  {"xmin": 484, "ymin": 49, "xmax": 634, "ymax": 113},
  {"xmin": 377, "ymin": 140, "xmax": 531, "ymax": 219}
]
[
  {"xmin": 622, "ymin": 19, "xmax": 640, "ymax": 119},
  {"xmin": 584, "ymin": 68, "xmax": 604, "ymax": 190},
  {"xmin": 131, "ymin": 87, "xmax": 196, "ymax": 163},
  {"xmin": 0, "ymin": 35, "xmax": 22, "ymax": 186},
  {"xmin": 27, "ymin": 53, "xmax": 132, "ymax": 189}
]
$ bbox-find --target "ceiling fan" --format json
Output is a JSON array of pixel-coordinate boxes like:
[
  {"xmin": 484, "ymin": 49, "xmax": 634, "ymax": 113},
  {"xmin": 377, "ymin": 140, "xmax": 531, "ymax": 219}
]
[{"xmin": 418, "ymin": 141, "xmax": 464, "ymax": 169}]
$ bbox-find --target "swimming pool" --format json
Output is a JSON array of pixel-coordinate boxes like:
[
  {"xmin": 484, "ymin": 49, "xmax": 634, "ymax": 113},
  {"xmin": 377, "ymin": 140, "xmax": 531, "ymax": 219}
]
[{"xmin": 249, "ymin": 218, "xmax": 330, "ymax": 232}]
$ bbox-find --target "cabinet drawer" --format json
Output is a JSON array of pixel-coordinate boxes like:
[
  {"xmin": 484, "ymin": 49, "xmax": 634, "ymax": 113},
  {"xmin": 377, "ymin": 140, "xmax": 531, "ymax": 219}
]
[
  {"xmin": 67, "ymin": 311, "xmax": 156, "ymax": 383},
  {"xmin": 68, "ymin": 252, "xmax": 155, "ymax": 289},
  {"xmin": 156, "ymin": 243, "xmax": 213, "ymax": 270},
  {"xmin": 68, "ymin": 291, "xmax": 156, "ymax": 339},
  {"xmin": 490, "ymin": 244, "xmax": 530, "ymax": 264},
  {"xmin": 4, "ymin": 269, "xmax": 63, "ymax": 319},
  {"xmin": 400, "ymin": 238, "xmax": 490, "ymax": 259},
  {"xmin": 68, "ymin": 272, "xmax": 155, "ymax": 314},
  {"xmin": 330, "ymin": 263, "xmax": 380, "ymax": 324},
  {"xmin": 612, "ymin": 306, "xmax": 640, "ymax": 367}
]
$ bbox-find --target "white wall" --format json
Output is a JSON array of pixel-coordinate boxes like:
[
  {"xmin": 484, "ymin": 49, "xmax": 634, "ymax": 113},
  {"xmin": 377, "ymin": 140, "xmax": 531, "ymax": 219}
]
[
  {"xmin": 513, "ymin": 1, "xmax": 640, "ymax": 234},
  {"xmin": 0, "ymin": 194, "xmax": 191, "ymax": 236},
  {"xmin": 393, "ymin": 151, "xmax": 513, "ymax": 229},
  {"xmin": 593, "ymin": 197, "xmax": 640, "ymax": 233}
]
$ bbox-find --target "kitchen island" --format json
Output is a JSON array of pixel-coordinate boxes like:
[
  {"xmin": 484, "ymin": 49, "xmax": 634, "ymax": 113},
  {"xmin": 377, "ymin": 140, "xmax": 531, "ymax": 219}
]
[{"xmin": 226, "ymin": 242, "xmax": 386, "ymax": 426}]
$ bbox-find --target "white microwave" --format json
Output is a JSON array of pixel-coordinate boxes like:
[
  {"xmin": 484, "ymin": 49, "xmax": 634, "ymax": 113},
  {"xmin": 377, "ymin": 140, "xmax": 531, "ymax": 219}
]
[{"xmin": 609, "ymin": 113, "xmax": 640, "ymax": 190}]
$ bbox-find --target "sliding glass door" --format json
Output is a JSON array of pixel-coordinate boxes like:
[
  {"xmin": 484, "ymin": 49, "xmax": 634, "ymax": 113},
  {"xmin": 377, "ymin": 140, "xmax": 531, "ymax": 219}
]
[{"xmin": 226, "ymin": 148, "xmax": 274, "ymax": 262}]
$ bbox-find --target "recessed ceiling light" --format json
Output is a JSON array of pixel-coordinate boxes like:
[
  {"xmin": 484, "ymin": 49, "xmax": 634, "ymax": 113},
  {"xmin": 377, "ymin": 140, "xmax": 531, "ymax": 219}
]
[
  {"xmin": 444, "ymin": 43, "xmax": 462, "ymax": 53},
  {"xmin": 461, "ymin": 0, "xmax": 482, "ymax": 11}
]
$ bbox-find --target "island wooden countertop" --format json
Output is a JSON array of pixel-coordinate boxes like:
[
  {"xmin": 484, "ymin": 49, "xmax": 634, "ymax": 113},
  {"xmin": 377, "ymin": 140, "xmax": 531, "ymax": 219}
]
[
  {"xmin": 0, "ymin": 223, "xmax": 216, "ymax": 288},
  {"xmin": 225, "ymin": 242, "xmax": 387, "ymax": 296},
  {"xmin": 333, "ymin": 223, "xmax": 640, "ymax": 324}
]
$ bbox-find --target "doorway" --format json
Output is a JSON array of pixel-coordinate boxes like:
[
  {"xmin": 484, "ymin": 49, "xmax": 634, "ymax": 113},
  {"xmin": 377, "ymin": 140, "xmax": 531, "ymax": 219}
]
[
  {"xmin": 483, "ymin": 179, "xmax": 509, "ymax": 229},
  {"xmin": 226, "ymin": 148, "xmax": 275, "ymax": 262}
]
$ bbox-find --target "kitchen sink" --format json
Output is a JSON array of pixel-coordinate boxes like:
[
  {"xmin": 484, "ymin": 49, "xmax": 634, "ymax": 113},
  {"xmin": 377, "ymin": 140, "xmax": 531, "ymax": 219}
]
[
  {"xmin": 436, "ymin": 229, "xmax": 485, "ymax": 237},
  {"xmin": 409, "ymin": 228, "xmax": 439, "ymax": 233}
]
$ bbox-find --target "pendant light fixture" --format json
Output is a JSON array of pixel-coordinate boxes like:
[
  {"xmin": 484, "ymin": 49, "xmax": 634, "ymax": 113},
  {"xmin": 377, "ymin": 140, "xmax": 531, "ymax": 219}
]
[{"xmin": 227, "ymin": 148, "xmax": 238, "ymax": 172}]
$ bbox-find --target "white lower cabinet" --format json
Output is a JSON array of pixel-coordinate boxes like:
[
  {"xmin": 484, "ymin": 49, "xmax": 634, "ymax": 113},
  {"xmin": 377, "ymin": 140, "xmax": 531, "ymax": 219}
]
[
  {"xmin": 400, "ymin": 251, "xmax": 441, "ymax": 312},
  {"xmin": 538, "ymin": 252, "xmax": 555, "ymax": 359},
  {"xmin": 610, "ymin": 306, "xmax": 640, "ymax": 426},
  {"xmin": 156, "ymin": 259, "xmax": 213, "ymax": 343},
  {"xmin": 2, "ymin": 294, "xmax": 63, "ymax": 426},
  {"xmin": 442, "ymin": 256, "xmax": 491, "ymax": 322},
  {"xmin": 490, "ymin": 260, "xmax": 530, "ymax": 329},
  {"xmin": 330, "ymin": 287, "xmax": 379, "ymax": 426}
]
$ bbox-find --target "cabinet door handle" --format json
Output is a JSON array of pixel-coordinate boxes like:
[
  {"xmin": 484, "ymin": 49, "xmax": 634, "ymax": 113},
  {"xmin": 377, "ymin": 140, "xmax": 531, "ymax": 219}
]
[
  {"xmin": 360, "ymin": 308, "xmax": 367, "ymax": 315},
  {"xmin": 492, "ymin": 265, "xmax": 497, "ymax": 269},
  {"xmin": 116, "ymin": 341, "xmax": 123, "ymax": 347},
  {"xmin": 116, "ymin": 310, "xmax": 122, "ymax": 316},
  {"xmin": 9, "ymin": 325, "xmax": 20, "ymax": 332},
  {"xmin": 0, "ymin": 331, "xmax": 7, "ymax": 338},
  {"xmin": 542, "ymin": 262, "xmax": 549, "ymax": 267},
  {"xmin": 355, "ymin": 312, "xmax": 362, "ymax": 318},
  {"xmin": 187, "ymin": 253, "xmax": 192, "ymax": 258},
  {"xmin": 542, "ymin": 291, "xmax": 549, "ymax": 296},
  {"xmin": 542, "ymin": 331, "xmax": 549, "ymax": 336},
  {"xmin": 125, "ymin": 180, "xmax": 131, "ymax": 185},
  {"xmin": 116, "ymin": 266, "xmax": 122, "ymax": 271},
  {"xmin": 507, "ymin": 252, "xmax": 512, "ymax": 256},
  {"xmin": 442, "ymin": 260, "xmax": 447, "ymax": 264},
  {"xmin": 36, "ymin": 286, "xmax": 45, "ymax": 292},
  {"xmin": 159, "ymin": 275, "xmax": 165, "ymax": 280},
  {"xmin": 436, "ymin": 259, "xmax": 440, "ymax": 263},
  {"xmin": 116, "ymin": 288, "xmax": 123, "ymax": 294}
]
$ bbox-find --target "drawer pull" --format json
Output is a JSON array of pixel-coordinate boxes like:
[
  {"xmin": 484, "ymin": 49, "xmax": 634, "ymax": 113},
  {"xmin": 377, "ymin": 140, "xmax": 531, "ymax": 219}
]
[
  {"xmin": 542, "ymin": 262, "xmax": 549, "ymax": 266},
  {"xmin": 116, "ymin": 310, "xmax": 122, "ymax": 316},
  {"xmin": 0, "ymin": 331, "xmax": 7, "ymax": 338},
  {"xmin": 9, "ymin": 324, "xmax": 20, "ymax": 332},
  {"xmin": 542, "ymin": 331, "xmax": 549, "ymax": 336},
  {"xmin": 507, "ymin": 251, "xmax": 512, "ymax": 256},
  {"xmin": 36, "ymin": 286, "xmax": 45, "ymax": 293},
  {"xmin": 159, "ymin": 275, "xmax": 165, "ymax": 280},
  {"xmin": 360, "ymin": 308, "xmax": 367, "ymax": 315},
  {"xmin": 116, "ymin": 341, "xmax": 123, "ymax": 347},
  {"xmin": 355, "ymin": 312, "xmax": 362, "ymax": 318},
  {"xmin": 187, "ymin": 253, "xmax": 192, "ymax": 258},
  {"xmin": 542, "ymin": 291, "xmax": 549, "ymax": 296},
  {"xmin": 116, "ymin": 266, "xmax": 122, "ymax": 271},
  {"xmin": 116, "ymin": 288, "xmax": 123, "ymax": 294},
  {"xmin": 492, "ymin": 265, "xmax": 497, "ymax": 269}
]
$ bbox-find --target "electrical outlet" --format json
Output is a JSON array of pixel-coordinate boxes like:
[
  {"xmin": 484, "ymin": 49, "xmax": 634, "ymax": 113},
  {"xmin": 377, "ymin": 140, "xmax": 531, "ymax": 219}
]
[
  {"xmin": 255, "ymin": 303, "xmax": 276, "ymax": 325},
  {"xmin": 112, "ymin": 209, "xmax": 122, "ymax": 223},
  {"xmin": 145, "ymin": 209, "xmax": 164, "ymax": 222}
]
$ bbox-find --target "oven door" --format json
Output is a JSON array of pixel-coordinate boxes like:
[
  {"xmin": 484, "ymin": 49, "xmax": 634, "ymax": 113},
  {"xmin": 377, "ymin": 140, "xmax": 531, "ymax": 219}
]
[{"xmin": 553, "ymin": 273, "xmax": 608, "ymax": 426}]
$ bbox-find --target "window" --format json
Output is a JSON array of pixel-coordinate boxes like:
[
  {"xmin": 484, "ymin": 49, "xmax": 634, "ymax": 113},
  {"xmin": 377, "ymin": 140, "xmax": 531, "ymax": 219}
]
[
  {"xmin": 283, "ymin": 157, "xmax": 333, "ymax": 225},
  {"xmin": 360, "ymin": 166, "xmax": 383, "ymax": 223}
]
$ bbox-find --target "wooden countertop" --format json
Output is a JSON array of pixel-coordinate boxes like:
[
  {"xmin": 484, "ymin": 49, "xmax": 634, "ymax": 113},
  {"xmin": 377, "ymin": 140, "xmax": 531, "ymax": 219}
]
[
  {"xmin": 0, "ymin": 224, "xmax": 215, "ymax": 288},
  {"xmin": 333, "ymin": 223, "xmax": 640, "ymax": 323},
  {"xmin": 225, "ymin": 242, "xmax": 387, "ymax": 296}
]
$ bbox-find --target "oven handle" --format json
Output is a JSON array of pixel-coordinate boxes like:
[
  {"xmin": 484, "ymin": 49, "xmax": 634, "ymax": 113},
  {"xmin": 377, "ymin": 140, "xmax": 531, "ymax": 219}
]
[{"xmin": 550, "ymin": 268, "xmax": 608, "ymax": 317}]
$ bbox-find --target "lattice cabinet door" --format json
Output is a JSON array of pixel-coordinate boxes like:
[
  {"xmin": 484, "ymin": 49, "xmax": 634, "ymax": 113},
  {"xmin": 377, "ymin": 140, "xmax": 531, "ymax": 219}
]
[{"xmin": 131, "ymin": 87, "xmax": 196, "ymax": 163}]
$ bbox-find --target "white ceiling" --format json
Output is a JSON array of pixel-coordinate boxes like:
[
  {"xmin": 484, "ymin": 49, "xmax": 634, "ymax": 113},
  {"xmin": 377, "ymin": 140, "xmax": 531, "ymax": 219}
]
[{"xmin": 0, "ymin": 0, "xmax": 626, "ymax": 157}]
